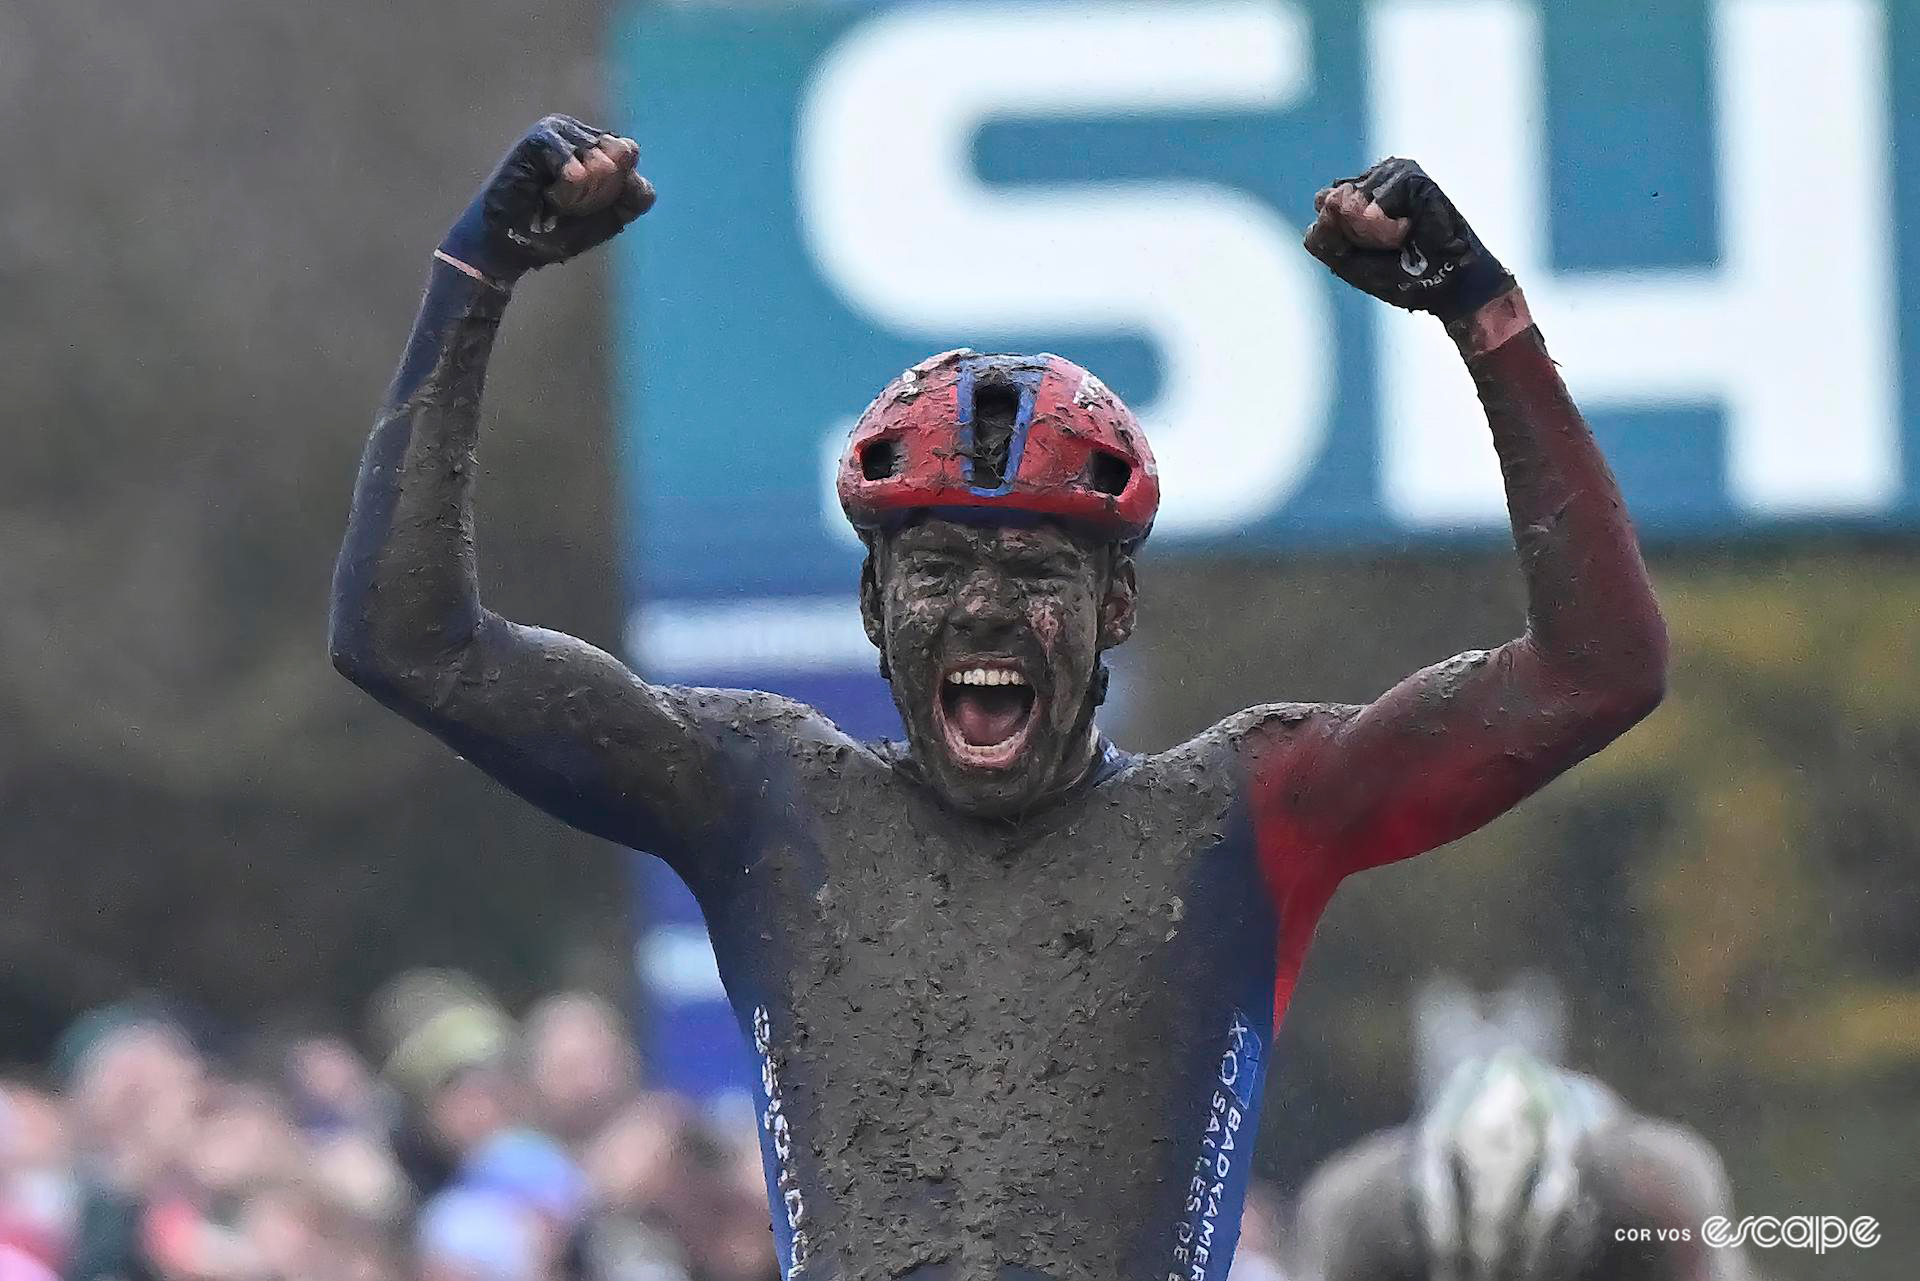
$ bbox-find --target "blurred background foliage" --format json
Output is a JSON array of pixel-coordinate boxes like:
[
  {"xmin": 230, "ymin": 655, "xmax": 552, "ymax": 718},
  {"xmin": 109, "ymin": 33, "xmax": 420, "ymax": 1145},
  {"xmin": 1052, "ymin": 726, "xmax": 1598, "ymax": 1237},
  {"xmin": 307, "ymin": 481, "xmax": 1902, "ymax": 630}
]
[{"xmin": 1, "ymin": 3, "xmax": 1914, "ymax": 1276}]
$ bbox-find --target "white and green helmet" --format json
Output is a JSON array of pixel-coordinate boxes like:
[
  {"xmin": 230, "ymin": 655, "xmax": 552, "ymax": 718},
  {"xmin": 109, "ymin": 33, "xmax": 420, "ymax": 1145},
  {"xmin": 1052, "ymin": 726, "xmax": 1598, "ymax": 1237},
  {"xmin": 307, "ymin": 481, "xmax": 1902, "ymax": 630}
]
[{"xmin": 1413, "ymin": 1047, "xmax": 1620, "ymax": 1281}]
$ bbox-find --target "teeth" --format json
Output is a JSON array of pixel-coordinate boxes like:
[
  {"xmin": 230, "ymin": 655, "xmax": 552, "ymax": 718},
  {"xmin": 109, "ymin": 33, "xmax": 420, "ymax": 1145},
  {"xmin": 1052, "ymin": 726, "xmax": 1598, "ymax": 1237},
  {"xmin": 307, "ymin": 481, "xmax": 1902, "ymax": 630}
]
[{"xmin": 944, "ymin": 667, "xmax": 1028, "ymax": 687}]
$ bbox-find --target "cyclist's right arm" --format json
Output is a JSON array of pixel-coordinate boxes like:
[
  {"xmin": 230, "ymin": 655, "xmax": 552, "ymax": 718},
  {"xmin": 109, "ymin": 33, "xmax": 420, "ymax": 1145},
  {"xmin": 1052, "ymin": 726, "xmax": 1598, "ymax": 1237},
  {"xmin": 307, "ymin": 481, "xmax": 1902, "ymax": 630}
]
[{"xmin": 328, "ymin": 118, "xmax": 735, "ymax": 864}]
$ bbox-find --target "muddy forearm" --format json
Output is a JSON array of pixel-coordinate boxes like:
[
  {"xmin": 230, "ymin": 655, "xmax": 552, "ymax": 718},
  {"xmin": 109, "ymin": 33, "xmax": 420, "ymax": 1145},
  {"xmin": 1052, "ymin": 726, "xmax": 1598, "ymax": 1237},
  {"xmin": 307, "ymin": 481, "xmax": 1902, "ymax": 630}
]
[
  {"xmin": 1455, "ymin": 290, "xmax": 1668, "ymax": 715},
  {"xmin": 329, "ymin": 261, "xmax": 510, "ymax": 686}
]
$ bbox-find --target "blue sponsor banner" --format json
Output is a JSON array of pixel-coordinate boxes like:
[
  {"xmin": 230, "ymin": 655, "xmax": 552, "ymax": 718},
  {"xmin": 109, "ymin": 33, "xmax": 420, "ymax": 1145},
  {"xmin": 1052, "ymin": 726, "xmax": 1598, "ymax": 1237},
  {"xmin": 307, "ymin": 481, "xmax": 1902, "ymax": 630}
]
[{"xmin": 608, "ymin": 0, "xmax": 1920, "ymax": 1094}]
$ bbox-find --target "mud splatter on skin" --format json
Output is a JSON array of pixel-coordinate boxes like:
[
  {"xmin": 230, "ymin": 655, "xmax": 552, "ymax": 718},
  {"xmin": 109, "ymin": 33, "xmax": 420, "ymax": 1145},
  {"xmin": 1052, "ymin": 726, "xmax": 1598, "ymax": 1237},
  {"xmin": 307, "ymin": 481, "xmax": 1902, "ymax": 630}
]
[{"xmin": 859, "ymin": 520, "xmax": 1135, "ymax": 820}]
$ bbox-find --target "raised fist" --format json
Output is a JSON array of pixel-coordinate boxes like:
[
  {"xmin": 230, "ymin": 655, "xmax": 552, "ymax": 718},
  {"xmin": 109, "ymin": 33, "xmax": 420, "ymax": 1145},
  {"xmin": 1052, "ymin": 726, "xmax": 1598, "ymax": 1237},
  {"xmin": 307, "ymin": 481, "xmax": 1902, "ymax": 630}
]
[
  {"xmin": 439, "ymin": 115, "xmax": 656, "ymax": 287},
  {"xmin": 1303, "ymin": 158, "xmax": 1511, "ymax": 321}
]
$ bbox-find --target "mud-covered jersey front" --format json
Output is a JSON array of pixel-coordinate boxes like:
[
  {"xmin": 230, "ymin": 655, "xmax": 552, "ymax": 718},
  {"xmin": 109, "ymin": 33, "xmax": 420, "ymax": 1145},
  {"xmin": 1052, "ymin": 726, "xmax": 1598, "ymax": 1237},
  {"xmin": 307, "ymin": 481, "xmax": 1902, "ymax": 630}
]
[{"xmin": 663, "ymin": 696, "xmax": 1343, "ymax": 1281}]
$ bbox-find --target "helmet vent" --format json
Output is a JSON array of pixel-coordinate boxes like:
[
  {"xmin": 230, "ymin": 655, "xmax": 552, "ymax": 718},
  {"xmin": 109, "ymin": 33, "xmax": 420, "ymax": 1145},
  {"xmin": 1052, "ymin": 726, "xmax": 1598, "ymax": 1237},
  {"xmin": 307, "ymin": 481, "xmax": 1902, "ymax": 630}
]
[
  {"xmin": 1089, "ymin": 451, "xmax": 1132, "ymax": 496},
  {"xmin": 968, "ymin": 380, "xmax": 1021, "ymax": 489},
  {"xmin": 861, "ymin": 439, "xmax": 900, "ymax": 481}
]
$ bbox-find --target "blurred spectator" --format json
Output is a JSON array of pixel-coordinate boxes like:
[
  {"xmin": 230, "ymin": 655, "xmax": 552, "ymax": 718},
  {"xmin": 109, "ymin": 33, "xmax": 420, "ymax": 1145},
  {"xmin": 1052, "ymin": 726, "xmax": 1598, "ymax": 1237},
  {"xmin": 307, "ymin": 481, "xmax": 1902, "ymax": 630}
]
[
  {"xmin": 309, "ymin": 1133, "xmax": 414, "ymax": 1227},
  {"xmin": 418, "ymin": 1188, "xmax": 550, "ymax": 1281},
  {"xmin": 61, "ymin": 1008, "xmax": 206, "ymax": 1281},
  {"xmin": 139, "ymin": 1079, "xmax": 308, "ymax": 1280},
  {"xmin": 411, "ymin": 1062, "xmax": 521, "ymax": 1194},
  {"xmin": 580, "ymin": 1096, "xmax": 701, "ymax": 1281},
  {"xmin": 283, "ymin": 1035, "xmax": 394, "ymax": 1143},
  {"xmin": 584, "ymin": 1100, "xmax": 772, "ymax": 1281},
  {"xmin": 0, "ymin": 1082, "xmax": 73, "ymax": 1272},
  {"xmin": 368, "ymin": 972, "xmax": 522, "ymax": 1196},
  {"xmin": 368, "ymin": 974, "xmax": 515, "ymax": 1105},
  {"xmin": 698, "ymin": 1129, "xmax": 779, "ymax": 1281},
  {"xmin": 184, "ymin": 1081, "xmax": 302, "ymax": 1197},
  {"xmin": 523, "ymin": 996, "xmax": 639, "ymax": 1150},
  {"xmin": 457, "ymin": 1129, "xmax": 588, "ymax": 1277}
]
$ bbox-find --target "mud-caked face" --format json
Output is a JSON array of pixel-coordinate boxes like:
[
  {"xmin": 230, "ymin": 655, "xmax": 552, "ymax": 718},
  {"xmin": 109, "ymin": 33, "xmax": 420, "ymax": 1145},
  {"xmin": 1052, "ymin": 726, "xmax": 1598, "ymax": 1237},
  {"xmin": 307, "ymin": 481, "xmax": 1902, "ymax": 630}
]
[{"xmin": 862, "ymin": 518, "xmax": 1135, "ymax": 818}]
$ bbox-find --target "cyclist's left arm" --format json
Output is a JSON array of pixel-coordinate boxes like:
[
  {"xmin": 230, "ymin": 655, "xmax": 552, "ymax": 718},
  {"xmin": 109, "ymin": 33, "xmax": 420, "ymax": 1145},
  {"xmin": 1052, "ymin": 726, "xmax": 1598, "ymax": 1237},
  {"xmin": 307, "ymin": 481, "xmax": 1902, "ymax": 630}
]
[{"xmin": 1248, "ymin": 161, "xmax": 1666, "ymax": 883}]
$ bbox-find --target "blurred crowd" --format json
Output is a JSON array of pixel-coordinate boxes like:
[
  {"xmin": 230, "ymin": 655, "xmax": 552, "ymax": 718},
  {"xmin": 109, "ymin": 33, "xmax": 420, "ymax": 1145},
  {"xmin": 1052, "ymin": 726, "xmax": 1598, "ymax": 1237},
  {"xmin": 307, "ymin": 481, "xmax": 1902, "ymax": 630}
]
[
  {"xmin": 0, "ymin": 972, "xmax": 779, "ymax": 1281},
  {"xmin": 0, "ymin": 969, "xmax": 1294, "ymax": 1281}
]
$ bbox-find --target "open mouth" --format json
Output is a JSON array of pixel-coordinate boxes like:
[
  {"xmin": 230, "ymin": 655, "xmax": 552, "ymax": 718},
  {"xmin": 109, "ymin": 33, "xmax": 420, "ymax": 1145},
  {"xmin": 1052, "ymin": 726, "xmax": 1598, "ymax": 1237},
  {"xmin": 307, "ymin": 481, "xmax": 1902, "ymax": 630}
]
[{"xmin": 935, "ymin": 660, "xmax": 1041, "ymax": 769}]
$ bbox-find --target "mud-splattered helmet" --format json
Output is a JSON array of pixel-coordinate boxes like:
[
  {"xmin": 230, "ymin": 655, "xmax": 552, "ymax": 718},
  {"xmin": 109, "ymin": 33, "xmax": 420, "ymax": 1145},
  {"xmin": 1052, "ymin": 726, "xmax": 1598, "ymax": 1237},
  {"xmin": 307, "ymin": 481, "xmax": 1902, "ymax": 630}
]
[{"xmin": 837, "ymin": 349, "xmax": 1160, "ymax": 547}]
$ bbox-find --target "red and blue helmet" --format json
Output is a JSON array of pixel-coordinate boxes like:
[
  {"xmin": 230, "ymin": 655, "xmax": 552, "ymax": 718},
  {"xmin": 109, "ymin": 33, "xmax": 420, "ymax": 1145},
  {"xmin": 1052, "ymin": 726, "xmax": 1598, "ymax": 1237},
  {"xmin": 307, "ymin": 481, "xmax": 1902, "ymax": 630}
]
[{"xmin": 837, "ymin": 350, "xmax": 1160, "ymax": 547}]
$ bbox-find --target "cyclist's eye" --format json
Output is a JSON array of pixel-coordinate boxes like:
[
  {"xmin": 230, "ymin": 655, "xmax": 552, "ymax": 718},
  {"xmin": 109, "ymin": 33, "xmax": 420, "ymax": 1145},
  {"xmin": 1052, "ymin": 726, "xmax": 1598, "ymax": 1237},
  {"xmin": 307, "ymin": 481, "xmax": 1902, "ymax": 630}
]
[{"xmin": 1010, "ymin": 560, "xmax": 1071, "ymax": 582}]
